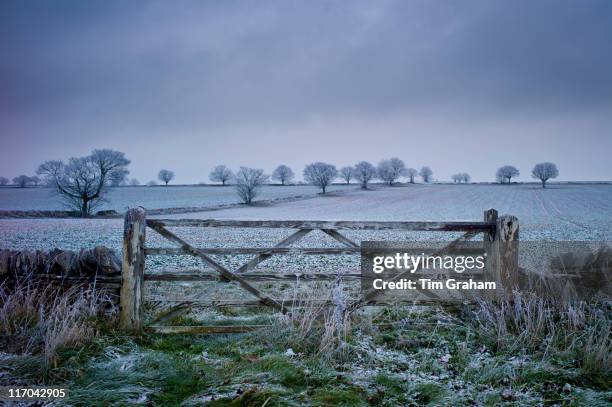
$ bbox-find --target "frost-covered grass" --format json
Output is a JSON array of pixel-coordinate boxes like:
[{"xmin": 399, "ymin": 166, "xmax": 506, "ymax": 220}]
[
  {"xmin": 1, "ymin": 300, "xmax": 609, "ymax": 406},
  {"xmin": 0, "ymin": 184, "xmax": 356, "ymax": 212},
  {"xmin": 0, "ymin": 282, "xmax": 113, "ymax": 379}
]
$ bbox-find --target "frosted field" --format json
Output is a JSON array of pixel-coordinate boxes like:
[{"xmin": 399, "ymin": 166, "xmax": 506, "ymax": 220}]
[
  {"xmin": 1, "ymin": 184, "xmax": 610, "ymax": 294},
  {"xmin": 0, "ymin": 184, "xmax": 355, "ymax": 212},
  {"xmin": 155, "ymin": 183, "xmax": 612, "ymax": 241},
  {"xmin": 1, "ymin": 183, "xmax": 611, "ymax": 254}
]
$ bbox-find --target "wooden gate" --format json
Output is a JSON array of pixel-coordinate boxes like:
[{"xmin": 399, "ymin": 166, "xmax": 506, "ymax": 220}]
[{"xmin": 118, "ymin": 207, "xmax": 518, "ymax": 333}]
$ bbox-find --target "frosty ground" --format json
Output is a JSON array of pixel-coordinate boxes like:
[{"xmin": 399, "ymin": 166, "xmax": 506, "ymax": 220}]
[
  {"xmin": 0, "ymin": 184, "xmax": 610, "ymax": 406},
  {"xmin": 1, "ymin": 184, "xmax": 611, "ymax": 253},
  {"xmin": 1, "ymin": 183, "xmax": 610, "ymax": 305},
  {"xmin": 1, "ymin": 295, "xmax": 609, "ymax": 406},
  {"xmin": 0, "ymin": 184, "xmax": 355, "ymax": 212}
]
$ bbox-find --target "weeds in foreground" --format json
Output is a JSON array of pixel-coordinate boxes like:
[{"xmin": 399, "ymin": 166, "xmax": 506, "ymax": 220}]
[
  {"xmin": 471, "ymin": 292, "xmax": 611, "ymax": 379},
  {"xmin": 1, "ymin": 274, "xmax": 610, "ymax": 405},
  {"xmin": 260, "ymin": 280, "xmax": 352, "ymax": 361},
  {"xmin": 0, "ymin": 280, "xmax": 114, "ymax": 369}
]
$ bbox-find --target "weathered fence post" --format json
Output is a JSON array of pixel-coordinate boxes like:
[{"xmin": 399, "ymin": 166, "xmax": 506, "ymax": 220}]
[
  {"xmin": 120, "ymin": 207, "xmax": 146, "ymax": 331},
  {"xmin": 483, "ymin": 209, "xmax": 499, "ymax": 285},
  {"xmin": 484, "ymin": 209, "xmax": 519, "ymax": 296}
]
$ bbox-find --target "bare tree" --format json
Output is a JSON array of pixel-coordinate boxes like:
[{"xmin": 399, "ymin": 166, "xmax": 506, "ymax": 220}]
[
  {"xmin": 532, "ymin": 162, "xmax": 558, "ymax": 188},
  {"xmin": 451, "ymin": 174, "xmax": 461, "ymax": 183},
  {"xmin": 339, "ymin": 166, "xmax": 355, "ymax": 185},
  {"xmin": 12, "ymin": 175, "xmax": 32, "ymax": 188},
  {"xmin": 354, "ymin": 161, "xmax": 377, "ymax": 189},
  {"xmin": 419, "ymin": 166, "xmax": 433, "ymax": 183},
  {"xmin": 496, "ymin": 165, "xmax": 519, "ymax": 184},
  {"xmin": 377, "ymin": 158, "xmax": 407, "ymax": 185},
  {"xmin": 303, "ymin": 162, "xmax": 337, "ymax": 194},
  {"xmin": 271, "ymin": 165, "xmax": 294, "ymax": 185},
  {"xmin": 37, "ymin": 149, "xmax": 130, "ymax": 216},
  {"xmin": 209, "ymin": 165, "xmax": 234, "ymax": 186},
  {"xmin": 129, "ymin": 178, "xmax": 140, "ymax": 186},
  {"xmin": 235, "ymin": 167, "xmax": 268, "ymax": 204},
  {"xmin": 406, "ymin": 168, "xmax": 418, "ymax": 184},
  {"xmin": 109, "ymin": 168, "xmax": 129, "ymax": 187},
  {"xmin": 158, "ymin": 169, "xmax": 175, "ymax": 186},
  {"xmin": 0, "ymin": 177, "xmax": 8, "ymax": 186}
]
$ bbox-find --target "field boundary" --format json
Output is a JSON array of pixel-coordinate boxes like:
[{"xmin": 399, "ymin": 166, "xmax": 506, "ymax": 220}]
[{"xmin": 0, "ymin": 185, "xmax": 359, "ymax": 219}]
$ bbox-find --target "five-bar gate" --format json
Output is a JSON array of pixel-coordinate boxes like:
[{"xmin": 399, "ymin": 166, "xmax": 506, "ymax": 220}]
[{"xmin": 118, "ymin": 207, "xmax": 518, "ymax": 333}]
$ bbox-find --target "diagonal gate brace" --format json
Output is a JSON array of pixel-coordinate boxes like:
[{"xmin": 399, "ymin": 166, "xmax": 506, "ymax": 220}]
[
  {"xmin": 148, "ymin": 221, "xmax": 285, "ymax": 312},
  {"xmin": 320, "ymin": 229, "xmax": 359, "ymax": 248}
]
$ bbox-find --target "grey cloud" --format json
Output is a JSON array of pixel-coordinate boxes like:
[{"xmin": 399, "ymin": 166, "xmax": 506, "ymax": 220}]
[{"xmin": 1, "ymin": 0, "xmax": 611, "ymax": 182}]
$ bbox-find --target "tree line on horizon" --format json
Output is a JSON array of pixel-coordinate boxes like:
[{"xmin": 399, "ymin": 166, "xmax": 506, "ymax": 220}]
[
  {"xmin": 1, "ymin": 148, "xmax": 560, "ymax": 216},
  {"xmin": 202, "ymin": 159, "xmax": 431, "ymax": 191},
  {"xmin": 154, "ymin": 161, "xmax": 558, "ymax": 190}
]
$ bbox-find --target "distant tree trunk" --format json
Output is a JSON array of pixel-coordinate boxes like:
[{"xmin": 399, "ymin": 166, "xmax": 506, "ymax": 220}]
[
  {"xmin": 281, "ymin": 179, "xmax": 285, "ymax": 186},
  {"xmin": 322, "ymin": 185, "xmax": 326, "ymax": 194},
  {"xmin": 542, "ymin": 179, "xmax": 546, "ymax": 188},
  {"xmin": 81, "ymin": 198, "xmax": 89, "ymax": 217}
]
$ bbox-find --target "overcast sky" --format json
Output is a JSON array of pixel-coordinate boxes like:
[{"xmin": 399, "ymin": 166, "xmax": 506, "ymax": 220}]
[{"xmin": 1, "ymin": 0, "xmax": 611, "ymax": 183}]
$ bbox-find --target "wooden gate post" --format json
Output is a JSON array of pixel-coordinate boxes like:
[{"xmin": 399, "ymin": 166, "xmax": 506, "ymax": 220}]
[
  {"xmin": 484, "ymin": 209, "xmax": 519, "ymax": 296},
  {"xmin": 120, "ymin": 207, "xmax": 146, "ymax": 331}
]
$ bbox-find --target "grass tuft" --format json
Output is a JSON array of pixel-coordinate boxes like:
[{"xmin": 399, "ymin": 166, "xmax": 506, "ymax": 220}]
[{"xmin": 0, "ymin": 280, "xmax": 114, "ymax": 375}]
